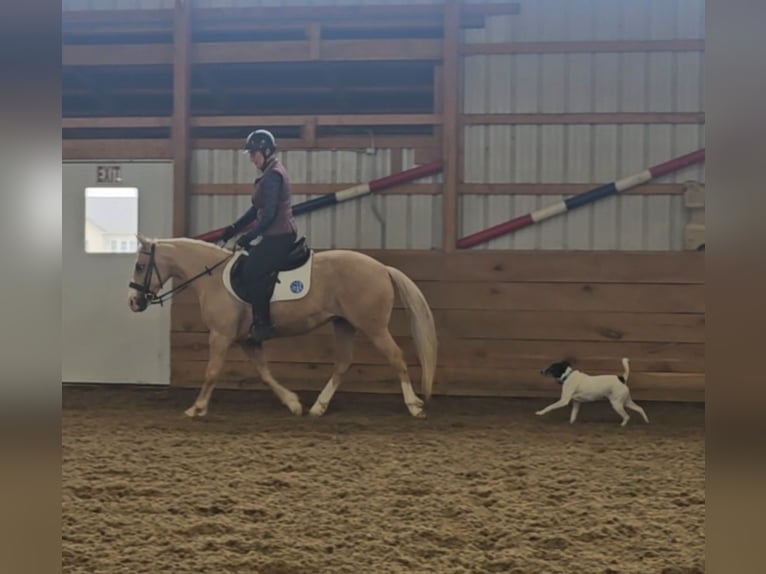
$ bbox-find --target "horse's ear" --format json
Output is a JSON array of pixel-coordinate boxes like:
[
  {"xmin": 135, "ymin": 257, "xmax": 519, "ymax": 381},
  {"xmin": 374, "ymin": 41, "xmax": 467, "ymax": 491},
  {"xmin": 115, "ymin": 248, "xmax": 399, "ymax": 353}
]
[{"xmin": 136, "ymin": 233, "xmax": 150, "ymax": 247}]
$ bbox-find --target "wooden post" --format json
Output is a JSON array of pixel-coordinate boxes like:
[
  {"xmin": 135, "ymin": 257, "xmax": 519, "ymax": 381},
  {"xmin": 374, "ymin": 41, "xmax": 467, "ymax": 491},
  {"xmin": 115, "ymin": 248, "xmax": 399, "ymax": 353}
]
[
  {"xmin": 441, "ymin": 0, "xmax": 460, "ymax": 252},
  {"xmin": 172, "ymin": 0, "xmax": 191, "ymax": 237},
  {"xmin": 308, "ymin": 22, "xmax": 321, "ymax": 60}
]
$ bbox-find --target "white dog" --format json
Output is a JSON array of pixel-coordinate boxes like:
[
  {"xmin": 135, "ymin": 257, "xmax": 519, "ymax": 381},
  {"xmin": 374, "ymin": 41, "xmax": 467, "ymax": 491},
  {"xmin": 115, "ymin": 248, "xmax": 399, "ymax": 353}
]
[{"xmin": 535, "ymin": 358, "xmax": 649, "ymax": 426}]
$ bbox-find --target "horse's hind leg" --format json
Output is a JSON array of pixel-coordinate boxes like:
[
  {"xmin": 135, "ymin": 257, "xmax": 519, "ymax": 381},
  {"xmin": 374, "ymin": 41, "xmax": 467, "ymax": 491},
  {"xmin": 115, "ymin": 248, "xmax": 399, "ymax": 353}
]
[
  {"xmin": 366, "ymin": 329, "xmax": 425, "ymax": 418},
  {"xmin": 185, "ymin": 331, "xmax": 232, "ymax": 418},
  {"xmin": 241, "ymin": 343, "xmax": 303, "ymax": 416},
  {"xmin": 309, "ymin": 319, "xmax": 356, "ymax": 417}
]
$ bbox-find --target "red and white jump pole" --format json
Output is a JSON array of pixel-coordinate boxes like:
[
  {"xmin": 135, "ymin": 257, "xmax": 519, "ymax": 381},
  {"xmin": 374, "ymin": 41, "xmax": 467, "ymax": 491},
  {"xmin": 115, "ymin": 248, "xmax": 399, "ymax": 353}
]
[
  {"xmin": 195, "ymin": 160, "xmax": 443, "ymax": 242},
  {"xmin": 456, "ymin": 148, "xmax": 705, "ymax": 249}
]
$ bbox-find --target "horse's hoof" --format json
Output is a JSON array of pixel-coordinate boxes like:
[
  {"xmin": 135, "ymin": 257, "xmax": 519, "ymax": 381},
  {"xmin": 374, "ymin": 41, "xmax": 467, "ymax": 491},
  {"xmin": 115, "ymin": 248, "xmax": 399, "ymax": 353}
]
[
  {"xmin": 288, "ymin": 402, "xmax": 303, "ymax": 416},
  {"xmin": 308, "ymin": 403, "xmax": 327, "ymax": 417},
  {"xmin": 184, "ymin": 405, "xmax": 206, "ymax": 418}
]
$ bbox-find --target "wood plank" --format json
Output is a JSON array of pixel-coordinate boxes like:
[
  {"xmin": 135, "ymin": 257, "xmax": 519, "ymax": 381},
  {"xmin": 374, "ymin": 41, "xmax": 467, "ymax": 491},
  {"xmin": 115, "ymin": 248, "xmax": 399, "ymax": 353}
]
[
  {"xmin": 164, "ymin": 250, "xmax": 704, "ymax": 284},
  {"xmin": 171, "ymin": 307, "xmax": 703, "ymax": 343},
  {"xmin": 171, "ymin": 362, "xmax": 704, "ymax": 403},
  {"xmin": 171, "ymin": 279, "xmax": 704, "ymax": 314},
  {"xmin": 171, "ymin": 332, "xmax": 704, "ymax": 373},
  {"xmin": 63, "ymin": 9, "xmax": 173, "ymax": 24},
  {"xmin": 462, "ymin": 40, "xmax": 705, "ymax": 56},
  {"xmin": 390, "ymin": 147, "xmax": 403, "ymax": 175},
  {"xmin": 191, "ymin": 114, "xmax": 440, "ymax": 128},
  {"xmin": 193, "ymin": 41, "xmax": 309, "ymax": 64},
  {"xmin": 63, "ymin": 139, "xmax": 172, "ymax": 160},
  {"xmin": 403, "ymin": 281, "xmax": 705, "ymax": 313},
  {"xmin": 191, "ymin": 183, "xmax": 440, "ymax": 196},
  {"xmin": 462, "ymin": 113, "xmax": 705, "ymax": 125},
  {"xmin": 306, "ymin": 22, "xmax": 322, "ymax": 60},
  {"xmin": 442, "ymin": 0, "xmax": 460, "ymax": 253},
  {"xmin": 62, "ymin": 117, "xmax": 171, "ymax": 129},
  {"xmin": 191, "ymin": 39, "xmax": 441, "ymax": 64},
  {"xmin": 458, "ymin": 183, "xmax": 687, "ymax": 195},
  {"xmin": 190, "ymin": 4, "xmax": 504, "ymax": 25},
  {"xmin": 320, "ymin": 39, "xmax": 442, "ymax": 61},
  {"xmin": 172, "ymin": 0, "xmax": 190, "ymax": 237},
  {"xmin": 192, "ymin": 135, "xmax": 438, "ymax": 151},
  {"xmin": 63, "ymin": 44, "xmax": 173, "ymax": 66},
  {"xmin": 324, "ymin": 250, "xmax": 706, "ymax": 283},
  {"xmin": 303, "ymin": 117, "xmax": 317, "ymax": 147}
]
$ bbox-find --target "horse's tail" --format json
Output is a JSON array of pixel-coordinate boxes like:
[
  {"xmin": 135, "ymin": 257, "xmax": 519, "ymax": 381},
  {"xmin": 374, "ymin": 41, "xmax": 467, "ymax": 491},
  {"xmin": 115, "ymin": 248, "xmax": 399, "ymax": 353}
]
[{"xmin": 386, "ymin": 266, "xmax": 438, "ymax": 401}]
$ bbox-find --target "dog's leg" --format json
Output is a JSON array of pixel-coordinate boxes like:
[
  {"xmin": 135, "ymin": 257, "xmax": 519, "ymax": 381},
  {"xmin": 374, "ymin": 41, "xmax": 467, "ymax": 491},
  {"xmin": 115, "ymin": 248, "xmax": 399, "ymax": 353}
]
[
  {"xmin": 536, "ymin": 398, "xmax": 571, "ymax": 416},
  {"xmin": 609, "ymin": 398, "xmax": 631, "ymax": 426},
  {"xmin": 569, "ymin": 401, "xmax": 581, "ymax": 424},
  {"xmin": 625, "ymin": 398, "xmax": 649, "ymax": 423}
]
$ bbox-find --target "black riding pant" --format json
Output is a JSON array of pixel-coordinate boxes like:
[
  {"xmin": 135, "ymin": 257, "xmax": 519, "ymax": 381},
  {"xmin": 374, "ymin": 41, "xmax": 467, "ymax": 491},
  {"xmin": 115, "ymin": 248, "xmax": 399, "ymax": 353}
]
[{"xmin": 243, "ymin": 232, "xmax": 297, "ymax": 323}]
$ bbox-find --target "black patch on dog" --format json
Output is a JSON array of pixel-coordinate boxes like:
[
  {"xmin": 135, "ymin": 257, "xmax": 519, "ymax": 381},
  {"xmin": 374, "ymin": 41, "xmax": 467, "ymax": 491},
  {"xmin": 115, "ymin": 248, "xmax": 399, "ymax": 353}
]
[
  {"xmin": 618, "ymin": 375, "xmax": 626, "ymax": 384},
  {"xmin": 541, "ymin": 360, "xmax": 571, "ymax": 383}
]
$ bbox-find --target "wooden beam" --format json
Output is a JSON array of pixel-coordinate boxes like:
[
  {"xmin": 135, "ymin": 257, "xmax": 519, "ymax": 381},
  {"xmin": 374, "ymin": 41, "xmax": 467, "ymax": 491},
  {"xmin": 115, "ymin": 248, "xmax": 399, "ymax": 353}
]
[
  {"xmin": 192, "ymin": 183, "xmax": 440, "ymax": 196},
  {"xmin": 390, "ymin": 149, "xmax": 403, "ymax": 175},
  {"xmin": 192, "ymin": 41, "xmax": 309, "ymax": 64},
  {"xmin": 62, "ymin": 44, "xmax": 173, "ymax": 66},
  {"xmin": 192, "ymin": 136, "xmax": 437, "ymax": 151},
  {"xmin": 303, "ymin": 117, "xmax": 317, "ymax": 147},
  {"xmin": 442, "ymin": 0, "xmax": 460, "ymax": 253},
  {"xmin": 461, "ymin": 113, "xmax": 705, "ymax": 125},
  {"xmin": 462, "ymin": 39, "xmax": 705, "ymax": 56},
  {"xmin": 172, "ymin": 0, "xmax": 191, "ymax": 237},
  {"xmin": 63, "ymin": 9, "xmax": 173, "ymax": 24},
  {"xmin": 192, "ymin": 4, "xmax": 502, "ymax": 27},
  {"xmin": 62, "ymin": 117, "xmax": 171, "ymax": 129},
  {"xmin": 190, "ymin": 114, "xmax": 441, "ymax": 128},
  {"xmin": 62, "ymin": 139, "xmax": 172, "ymax": 160},
  {"xmin": 193, "ymin": 38, "xmax": 441, "ymax": 64},
  {"xmin": 308, "ymin": 22, "xmax": 321, "ymax": 60},
  {"xmin": 319, "ymin": 39, "xmax": 442, "ymax": 61},
  {"xmin": 191, "ymin": 135, "xmax": 438, "ymax": 151},
  {"xmin": 65, "ymin": 38, "xmax": 442, "ymax": 66}
]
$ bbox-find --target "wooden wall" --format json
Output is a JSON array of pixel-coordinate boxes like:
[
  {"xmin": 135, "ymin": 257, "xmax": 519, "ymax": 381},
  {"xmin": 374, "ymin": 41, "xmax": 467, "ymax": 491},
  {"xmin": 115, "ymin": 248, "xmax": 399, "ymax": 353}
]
[{"xmin": 171, "ymin": 249, "xmax": 704, "ymax": 402}]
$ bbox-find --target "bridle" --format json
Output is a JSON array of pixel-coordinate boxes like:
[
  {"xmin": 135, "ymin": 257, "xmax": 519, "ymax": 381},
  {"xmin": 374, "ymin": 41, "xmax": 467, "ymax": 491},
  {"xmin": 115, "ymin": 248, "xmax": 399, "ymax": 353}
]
[{"xmin": 129, "ymin": 242, "xmax": 233, "ymax": 307}]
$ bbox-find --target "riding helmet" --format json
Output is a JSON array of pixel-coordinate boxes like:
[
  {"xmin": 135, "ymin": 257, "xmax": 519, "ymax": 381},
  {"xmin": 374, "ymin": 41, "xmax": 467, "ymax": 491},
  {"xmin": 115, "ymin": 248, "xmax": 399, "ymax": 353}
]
[{"xmin": 244, "ymin": 129, "xmax": 277, "ymax": 159}]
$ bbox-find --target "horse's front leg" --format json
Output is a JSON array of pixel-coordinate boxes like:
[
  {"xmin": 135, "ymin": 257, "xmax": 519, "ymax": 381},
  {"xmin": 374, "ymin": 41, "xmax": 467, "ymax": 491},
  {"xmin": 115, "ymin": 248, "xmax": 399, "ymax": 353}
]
[
  {"xmin": 241, "ymin": 343, "xmax": 303, "ymax": 416},
  {"xmin": 185, "ymin": 331, "xmax": 233, "ymax": 418}
]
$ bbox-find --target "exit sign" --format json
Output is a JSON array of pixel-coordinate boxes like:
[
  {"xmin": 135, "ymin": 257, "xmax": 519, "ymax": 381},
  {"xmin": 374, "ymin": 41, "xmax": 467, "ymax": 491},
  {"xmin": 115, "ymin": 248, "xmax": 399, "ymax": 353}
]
[{"xmin": 96, "ymin": 165, "xmax": 122, "ymax": 184}]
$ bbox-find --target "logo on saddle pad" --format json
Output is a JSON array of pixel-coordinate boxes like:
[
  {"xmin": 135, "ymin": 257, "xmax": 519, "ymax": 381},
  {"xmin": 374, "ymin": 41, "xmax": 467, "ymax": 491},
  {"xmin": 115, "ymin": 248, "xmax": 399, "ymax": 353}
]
[{"xmin": 222, "ymin": 241, "xmax": 313, "ymax": 305}]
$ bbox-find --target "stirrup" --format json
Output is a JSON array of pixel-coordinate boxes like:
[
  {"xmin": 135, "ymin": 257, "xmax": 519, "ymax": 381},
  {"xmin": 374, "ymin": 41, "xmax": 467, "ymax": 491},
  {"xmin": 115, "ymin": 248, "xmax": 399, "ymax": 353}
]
[{"xmin": 245, "ymin": 321, "xmax": 276, "ymax": 345}]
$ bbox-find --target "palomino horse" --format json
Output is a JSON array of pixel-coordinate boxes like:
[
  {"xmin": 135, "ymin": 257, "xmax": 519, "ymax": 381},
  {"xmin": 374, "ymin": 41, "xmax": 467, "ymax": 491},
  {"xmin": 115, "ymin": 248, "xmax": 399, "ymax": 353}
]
[{"xmin": 127, "ymin": 234, "xmax": 438, "ymax": 418}]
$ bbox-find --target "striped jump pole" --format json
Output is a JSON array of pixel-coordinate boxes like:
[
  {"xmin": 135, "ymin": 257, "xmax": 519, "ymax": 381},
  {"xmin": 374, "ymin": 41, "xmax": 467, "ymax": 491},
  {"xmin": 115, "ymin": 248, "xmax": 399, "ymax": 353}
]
[
  {"xmin": 455, "ymin": 148, "xmax": 705, "ymax": 250},
  {"xmin": 195, "ymin": 160, "xmax": 443, "ymax": 243}
]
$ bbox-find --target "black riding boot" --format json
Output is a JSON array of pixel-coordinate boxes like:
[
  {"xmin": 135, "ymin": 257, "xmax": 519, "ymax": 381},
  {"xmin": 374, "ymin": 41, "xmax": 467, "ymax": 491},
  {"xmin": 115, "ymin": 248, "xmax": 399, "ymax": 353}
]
[{"xmin": 246, "ymin": 292, "xmax": 276, "ymax": 345}]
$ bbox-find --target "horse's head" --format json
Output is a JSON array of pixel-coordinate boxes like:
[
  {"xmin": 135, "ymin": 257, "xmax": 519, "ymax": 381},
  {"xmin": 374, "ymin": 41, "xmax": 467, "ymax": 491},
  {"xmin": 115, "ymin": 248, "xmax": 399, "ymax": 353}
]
[{"xmin": 128, "ymin": 234, "xmax": 169, "ymax": 312}]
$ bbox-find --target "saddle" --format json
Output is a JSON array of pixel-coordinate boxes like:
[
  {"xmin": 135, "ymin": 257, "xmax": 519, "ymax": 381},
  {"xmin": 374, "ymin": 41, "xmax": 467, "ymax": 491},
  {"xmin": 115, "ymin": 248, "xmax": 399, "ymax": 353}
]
[{"xmin": 226, "ymin": 236, "xmax": 312, "ymax": 305}]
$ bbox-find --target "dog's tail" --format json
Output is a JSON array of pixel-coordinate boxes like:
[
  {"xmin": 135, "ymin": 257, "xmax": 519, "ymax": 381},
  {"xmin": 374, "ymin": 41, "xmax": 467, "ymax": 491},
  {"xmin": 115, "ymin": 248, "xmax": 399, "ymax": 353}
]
[{"xmin": 619, "ymin": 357, "xmax": 630, "ymax": 384}]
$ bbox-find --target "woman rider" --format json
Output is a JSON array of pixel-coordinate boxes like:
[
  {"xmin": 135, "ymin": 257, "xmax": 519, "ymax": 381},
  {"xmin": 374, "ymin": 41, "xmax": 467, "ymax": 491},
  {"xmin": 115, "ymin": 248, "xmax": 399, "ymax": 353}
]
[{"xmin": 219, "ymin": 129, "xmax": 298, "ymax": 344}]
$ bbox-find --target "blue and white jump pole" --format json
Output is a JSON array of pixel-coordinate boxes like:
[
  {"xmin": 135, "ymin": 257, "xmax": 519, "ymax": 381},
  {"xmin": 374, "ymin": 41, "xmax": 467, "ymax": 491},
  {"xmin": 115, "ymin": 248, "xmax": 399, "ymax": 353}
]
[{"xmin": 456, "ymin": 148, "xmax": 705, "ymax": 249}]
